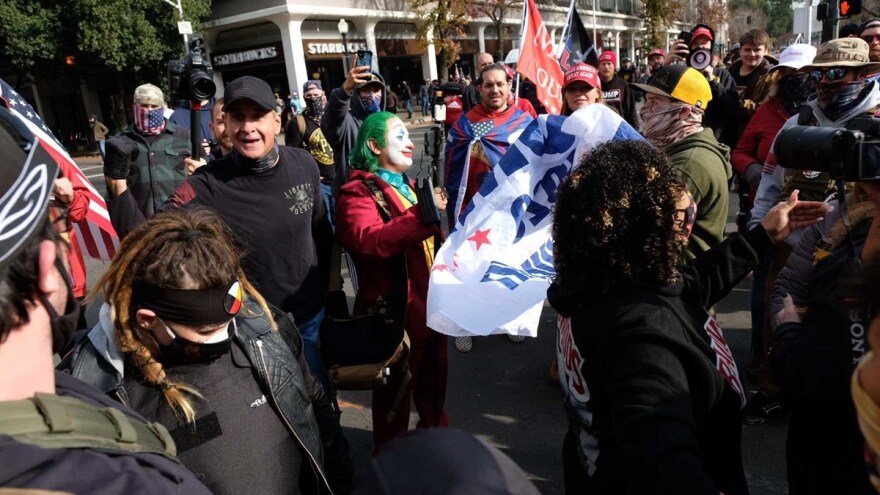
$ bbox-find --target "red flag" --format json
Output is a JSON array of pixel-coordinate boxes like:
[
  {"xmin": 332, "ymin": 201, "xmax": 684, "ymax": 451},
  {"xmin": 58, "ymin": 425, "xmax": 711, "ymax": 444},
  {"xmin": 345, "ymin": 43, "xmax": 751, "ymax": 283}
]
[
  {"xmin": 516, "ymin": 0, "xmax": 564, "ymax": 114},
  {"xmin": 0, "ymin": 79, "xmax": 119, "ymax": 260}
]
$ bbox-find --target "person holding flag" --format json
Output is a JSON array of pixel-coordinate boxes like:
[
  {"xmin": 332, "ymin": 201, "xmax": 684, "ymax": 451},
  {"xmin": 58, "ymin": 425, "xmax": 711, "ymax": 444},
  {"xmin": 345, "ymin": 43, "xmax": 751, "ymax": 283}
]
[{"xmin": 445, "ymin": 62, "xmax": 534, "ymax": 352}]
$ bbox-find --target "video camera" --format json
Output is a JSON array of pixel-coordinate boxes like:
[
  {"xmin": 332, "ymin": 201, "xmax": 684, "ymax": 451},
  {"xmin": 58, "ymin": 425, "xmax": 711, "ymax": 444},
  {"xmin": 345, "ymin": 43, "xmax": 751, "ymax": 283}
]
[
  {"xmin": 168, "ymin": 36, "xmax": 216, "ymax": 103},
  {"xmin": 673, "ymin": 24, "xmax": 715, "ymax": 72},
  {"xmin": 774, "ymin": 115, "xmax": 880, "ymax": 181}
]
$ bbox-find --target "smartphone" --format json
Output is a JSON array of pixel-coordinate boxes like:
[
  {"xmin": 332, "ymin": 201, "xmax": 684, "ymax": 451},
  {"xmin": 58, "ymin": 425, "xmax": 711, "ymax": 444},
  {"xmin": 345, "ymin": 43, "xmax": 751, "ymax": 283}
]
[
  {"xmin": 678, "ymin": 31, "xmax": 692, "ymax": 45},
  {"xmin": 356, "ymin": 50, "xmax": 373, "ymax": 70}
]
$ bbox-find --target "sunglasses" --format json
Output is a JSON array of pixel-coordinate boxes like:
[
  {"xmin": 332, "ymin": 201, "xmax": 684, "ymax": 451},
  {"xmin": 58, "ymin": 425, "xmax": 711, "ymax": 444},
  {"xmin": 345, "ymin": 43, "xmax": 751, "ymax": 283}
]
[
  {"xmin": 810, "ymin": 68, "xmax": 850, "ymax": 82},
  {"xmin": 862, "ymin": 34, "xmax": 880, "ymax": 43}
]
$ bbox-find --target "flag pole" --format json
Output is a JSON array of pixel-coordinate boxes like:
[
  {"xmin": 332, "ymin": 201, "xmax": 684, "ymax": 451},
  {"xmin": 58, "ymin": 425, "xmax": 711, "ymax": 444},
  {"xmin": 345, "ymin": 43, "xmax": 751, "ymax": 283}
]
[
  {"xmin": 515, "ymin": 0, "xmax": 530, "ymax": 104},
  {"xmin": 555, "ymin": 0, "xmax": 576, "ymax": 59}
]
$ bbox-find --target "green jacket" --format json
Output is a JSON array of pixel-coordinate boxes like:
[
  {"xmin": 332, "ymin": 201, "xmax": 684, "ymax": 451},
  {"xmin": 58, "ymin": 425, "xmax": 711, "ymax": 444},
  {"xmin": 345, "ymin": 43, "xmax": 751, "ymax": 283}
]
[
  {"xmin": 109, "ymin": 121, "xmax": 190, "ymax": 217},
  {"xmin": 666, "ymin": 128, "xmax": 733, "ymax": 257}
]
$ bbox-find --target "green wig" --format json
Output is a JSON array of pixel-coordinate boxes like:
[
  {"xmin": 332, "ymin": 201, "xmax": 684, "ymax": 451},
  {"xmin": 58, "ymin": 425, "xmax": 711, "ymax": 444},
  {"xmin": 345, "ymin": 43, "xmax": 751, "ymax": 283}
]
[{"xmin": 349, "ymin": 111, "xmax": 397, "ymax": 173}]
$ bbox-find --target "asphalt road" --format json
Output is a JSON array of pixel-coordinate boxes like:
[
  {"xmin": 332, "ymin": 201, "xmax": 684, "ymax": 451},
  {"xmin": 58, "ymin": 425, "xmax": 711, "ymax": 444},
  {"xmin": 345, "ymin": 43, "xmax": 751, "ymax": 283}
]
[{"xmin": 76, "ymin": 124, "xmax": 789, "ymax": 495}]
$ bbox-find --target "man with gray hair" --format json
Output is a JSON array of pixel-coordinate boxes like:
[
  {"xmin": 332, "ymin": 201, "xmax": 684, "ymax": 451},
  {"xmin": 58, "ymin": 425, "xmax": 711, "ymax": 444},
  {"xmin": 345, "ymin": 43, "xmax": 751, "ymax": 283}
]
[{"xmin": 104, "ymin": 83, "xmax": 197, "ymax": 227}]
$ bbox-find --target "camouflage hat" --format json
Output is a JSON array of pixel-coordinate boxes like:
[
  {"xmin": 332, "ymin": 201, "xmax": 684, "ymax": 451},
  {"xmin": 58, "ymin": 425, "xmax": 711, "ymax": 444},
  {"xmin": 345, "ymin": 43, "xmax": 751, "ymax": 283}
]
[
  {"xmin": 133, "ymin": 84, "xmax": 164, "ymax": 106},
  {"xmin": 801, "ymin": 37, "xmax": 880, "ymax": 72}
]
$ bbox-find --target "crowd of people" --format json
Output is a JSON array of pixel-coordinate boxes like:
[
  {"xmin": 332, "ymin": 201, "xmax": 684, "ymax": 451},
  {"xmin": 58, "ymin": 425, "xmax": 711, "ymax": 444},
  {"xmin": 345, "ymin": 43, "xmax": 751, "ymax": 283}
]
[{"xmin": 8, "ymin": 17, "xmax": 880, "ymax": 495}]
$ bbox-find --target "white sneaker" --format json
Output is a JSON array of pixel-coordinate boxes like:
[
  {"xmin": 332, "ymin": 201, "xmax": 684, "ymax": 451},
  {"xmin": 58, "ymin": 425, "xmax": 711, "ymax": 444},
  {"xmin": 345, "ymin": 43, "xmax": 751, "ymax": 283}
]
[
  {"xmin": 455, "ymin": 336, "xmax": 473, "ymax": 353},
  {"xmin": 508, "ymin": 334, "xmax": 527, "ymax": 343}
]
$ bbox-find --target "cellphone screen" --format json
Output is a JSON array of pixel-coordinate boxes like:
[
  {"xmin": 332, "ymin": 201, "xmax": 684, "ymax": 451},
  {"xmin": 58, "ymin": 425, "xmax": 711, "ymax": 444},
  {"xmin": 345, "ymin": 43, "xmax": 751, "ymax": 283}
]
[{"xmin": 356, "ymin": 50, "xmax": 373, "ymax": 69}]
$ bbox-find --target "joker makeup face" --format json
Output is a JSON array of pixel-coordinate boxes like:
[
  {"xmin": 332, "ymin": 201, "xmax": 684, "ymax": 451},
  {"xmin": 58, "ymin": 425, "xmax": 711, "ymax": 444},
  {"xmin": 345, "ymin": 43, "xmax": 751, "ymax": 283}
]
[{"xmin": 377, "ymin": 118, "xmax": 414, "ymax": 173}]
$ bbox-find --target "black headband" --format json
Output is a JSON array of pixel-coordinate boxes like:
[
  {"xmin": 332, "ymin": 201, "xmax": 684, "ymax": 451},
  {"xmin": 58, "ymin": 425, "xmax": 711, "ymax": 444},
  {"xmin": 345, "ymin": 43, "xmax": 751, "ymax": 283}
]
[{"xmin": 133, "ymin": 280, "xmax": 243, "ymax": 326}]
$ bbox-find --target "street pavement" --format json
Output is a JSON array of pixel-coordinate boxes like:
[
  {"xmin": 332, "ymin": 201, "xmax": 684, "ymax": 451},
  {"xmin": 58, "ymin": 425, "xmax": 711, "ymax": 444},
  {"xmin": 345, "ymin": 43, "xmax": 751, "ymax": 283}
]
[{"xmin": 75, "ymin": 125, "xmax": 789, "ymax": 495}]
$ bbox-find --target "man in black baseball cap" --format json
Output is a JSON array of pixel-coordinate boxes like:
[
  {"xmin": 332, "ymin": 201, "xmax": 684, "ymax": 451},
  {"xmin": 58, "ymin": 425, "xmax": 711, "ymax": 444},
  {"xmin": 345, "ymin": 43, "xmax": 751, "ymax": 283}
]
[
  {"xmin": 164, "ymin": 75, "xmax": 335, "ymax": 393},
  {"xmin": 0, "ymin": 105, "xmax": 211, "ymax": 494}
]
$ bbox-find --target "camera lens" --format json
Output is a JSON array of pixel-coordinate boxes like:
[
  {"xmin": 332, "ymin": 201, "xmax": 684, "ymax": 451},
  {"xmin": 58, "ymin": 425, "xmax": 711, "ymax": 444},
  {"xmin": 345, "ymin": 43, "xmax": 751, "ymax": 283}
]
[{"xmin": 190, "ymin": 71, "xmax": 217, "ymax": 102}]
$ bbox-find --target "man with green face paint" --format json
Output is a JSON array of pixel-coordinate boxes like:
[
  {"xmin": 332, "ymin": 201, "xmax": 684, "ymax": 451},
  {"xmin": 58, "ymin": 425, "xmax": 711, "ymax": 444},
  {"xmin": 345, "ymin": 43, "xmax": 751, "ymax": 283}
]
[{"xmin": 335, "ymin": 111, "xmax": 450, "ymax": 448}]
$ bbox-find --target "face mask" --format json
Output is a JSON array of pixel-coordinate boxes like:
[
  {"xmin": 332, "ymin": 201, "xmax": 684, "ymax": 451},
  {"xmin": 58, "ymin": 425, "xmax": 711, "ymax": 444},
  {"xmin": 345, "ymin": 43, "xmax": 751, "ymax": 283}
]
[
  {"xmin": 360, "ymin": 93, "xmax": 382, "ymax": 113},
  {"xmin": 234, "ymin": 143, "xmax": 279, "ymax": 173},
  {"xmin": 158, "ymin": 318, "xmax": 233, "ymax": 366},
  {"xmin": 777, "ymin": 73, "xmax": 815, "ymax": 115},
  {"xmin": 817, "ymin": 80, "xmax": 869, "ymax": 121},
  {"xmin": 37, "ymin": 258, "xmax": 81, "ymax": 355},
  {"xmin": 306, "ymin": 98, "xmax": 325, "ymax": 120},
  {"xmin": 133, "ymin": 105, "xmax": 166, "ymax": 136}
]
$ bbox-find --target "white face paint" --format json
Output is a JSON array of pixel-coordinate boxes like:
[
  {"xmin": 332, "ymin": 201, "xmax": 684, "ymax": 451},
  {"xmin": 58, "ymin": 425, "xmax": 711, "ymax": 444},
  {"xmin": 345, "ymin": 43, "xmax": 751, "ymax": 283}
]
[{"xmin": 382, "ymin": 119, "xmax": 415, "ymax": 171}]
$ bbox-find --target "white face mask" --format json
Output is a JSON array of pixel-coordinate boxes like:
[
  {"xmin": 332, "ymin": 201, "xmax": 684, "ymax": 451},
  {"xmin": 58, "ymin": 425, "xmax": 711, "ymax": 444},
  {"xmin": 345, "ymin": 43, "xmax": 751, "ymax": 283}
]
[{"xmin": 385, "ymin": 121, "xmax": 414, "ymax": 169}]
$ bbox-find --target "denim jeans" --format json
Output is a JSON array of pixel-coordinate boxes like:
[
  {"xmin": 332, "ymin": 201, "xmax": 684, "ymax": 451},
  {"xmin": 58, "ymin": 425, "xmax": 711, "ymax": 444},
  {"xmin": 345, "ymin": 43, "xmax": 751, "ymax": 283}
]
[
  {"xmin": 98, "ymin": 139, "xmax": 106, "ymax": 157},
  {"xmin": 321, "ymin": 182, "xmax": 335, "ymax": 231},
  {"xmin": 405, "ymin": 99, "xmax": 413, "ymax": 118},
  {"xmin": 296, "ymin": 307, "xmax": 330, "ymax": 394},
  {"xmin": 421, "ymin": 96, "xmax": 430, "ymax": 115}
]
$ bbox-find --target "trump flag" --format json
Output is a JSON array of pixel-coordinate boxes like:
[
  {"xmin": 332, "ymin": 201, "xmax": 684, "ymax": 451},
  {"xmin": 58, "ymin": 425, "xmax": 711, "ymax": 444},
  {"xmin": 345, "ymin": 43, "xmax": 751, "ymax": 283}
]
[
  {"xmin": 516, "ymin": 0, "xmax": 565, "ymax": 114},
  {"xmin": 427, "ymin": 105, "xmax": 643, "ymax": 337}
]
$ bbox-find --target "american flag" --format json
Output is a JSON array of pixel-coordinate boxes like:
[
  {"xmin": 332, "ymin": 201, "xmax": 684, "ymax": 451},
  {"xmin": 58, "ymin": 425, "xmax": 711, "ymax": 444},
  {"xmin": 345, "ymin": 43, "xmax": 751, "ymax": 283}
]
[
  {"xmin": 0, "ymin": 78, "xmax": 118, "ymax": 260},
  {"xmin": 136, "ymin": 105, "xmax": 165, "ymax": 132}
]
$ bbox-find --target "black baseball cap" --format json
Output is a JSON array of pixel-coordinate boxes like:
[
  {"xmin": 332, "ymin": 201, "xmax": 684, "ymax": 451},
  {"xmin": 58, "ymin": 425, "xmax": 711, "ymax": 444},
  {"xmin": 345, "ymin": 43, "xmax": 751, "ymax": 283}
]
[
  {"xmin": 224, "ymin": 76, "xmax": 276, "ymax": 112},
  {"xmin": 0, "ymin": 106, "xmax": 59, "ymax": 270}
]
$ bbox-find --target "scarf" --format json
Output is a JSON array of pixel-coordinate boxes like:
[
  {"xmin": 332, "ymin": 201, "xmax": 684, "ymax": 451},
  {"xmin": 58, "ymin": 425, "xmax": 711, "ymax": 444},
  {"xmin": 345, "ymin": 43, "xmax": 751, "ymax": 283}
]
[
  {"xmin": 306, "ymin": 98, "xmax": 325, "ymax": 124},
  {"xmin": 133, "ymin": 105, "xmax": 165, "ymax": 136},
  {"xmin": 639, "ymin": 102, "xmax": 704, "ymax": 148},
  {"xmin": 817, "ymin": 79, "xmax": 872, "ymax": 122},
  {"xmin": 777, "ymin": 73, "xmax": 815, "ymax": 115},
  {"xmin": 233, "ymin": 144, "xmax": 280, "ymax": 173},
  {"xmin": 376, "ymin": 168, "xmax": 416, "ymax": 204},
  {"xmin": 807, "ymin": 80, "xmax": 880, "ymax": 126}
]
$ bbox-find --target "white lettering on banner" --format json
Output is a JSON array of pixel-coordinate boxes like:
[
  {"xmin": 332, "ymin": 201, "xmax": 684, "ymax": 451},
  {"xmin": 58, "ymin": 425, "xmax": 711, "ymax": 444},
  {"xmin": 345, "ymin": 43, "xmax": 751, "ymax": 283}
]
[
  {"xmin": 213, "ymin": 47, "xmax": 278, "ymax": 67},
  {"xmin": 850, "ymin": 308, "xmax": 867, "ymax": 364},
  {"xmin": 558, "ymin": 316, "xmax": 590, "ymax": 403},
  {"xmin": 704, "ymin": 316, "xmax": 747, "ymax": 407},
  {"xmin": 603, "ymin": 89, "xmax": 621, "ymax": 103},
  {"xmin": 306, "ymin": 42, "xmax": 368, "ymax": 55}
]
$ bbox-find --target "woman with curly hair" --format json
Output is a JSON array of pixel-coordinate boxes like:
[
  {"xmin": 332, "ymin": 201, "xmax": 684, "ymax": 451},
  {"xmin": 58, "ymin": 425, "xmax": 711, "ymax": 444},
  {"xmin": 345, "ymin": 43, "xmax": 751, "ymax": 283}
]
[
  {"xmin": 548, "ymin": 140, "xmax": 828, "ymax": 495},
  {"xmin": 336, "ymin": 111, "xmax": 449, "ymax": 449},
  {"xmin": 62, "ymin": 208, "xmax": 352, "ymax": 495}
]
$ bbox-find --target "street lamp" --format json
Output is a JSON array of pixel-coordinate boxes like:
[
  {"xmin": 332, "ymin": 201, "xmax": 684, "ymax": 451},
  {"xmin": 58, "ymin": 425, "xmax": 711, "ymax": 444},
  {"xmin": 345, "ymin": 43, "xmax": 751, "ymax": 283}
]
[
  {"xmin": 338, "ymin": 19, "xmax": 350, "ymax": 74},
  {"xmin": 604, "ymin": 31, "xmax": 614, "ymax": 50}
]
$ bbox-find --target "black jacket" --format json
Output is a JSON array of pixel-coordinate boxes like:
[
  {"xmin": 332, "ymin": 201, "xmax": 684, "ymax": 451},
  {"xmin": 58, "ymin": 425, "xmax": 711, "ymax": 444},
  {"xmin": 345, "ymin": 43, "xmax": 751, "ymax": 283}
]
[
  {"xmin": 61, "ymin": 299, "xmax": 353, "ymax": 494},
  {"xmin": 0, "ymin": 371, "xmax": 212, "ymax": 494},
  {"xmin": 548, "ymin": 227, "xmax": 773, "ymax": 495},
  {"xmin": 704, "ymin": 66, "xmax": 741, "ymax": 149},
  {"xmin": 770, "ymin": 218, "xmax": 874, "ymax": 495},
  {"xmin": 600, "ymin": 75, "xmax": 640, "ymax": 130}
]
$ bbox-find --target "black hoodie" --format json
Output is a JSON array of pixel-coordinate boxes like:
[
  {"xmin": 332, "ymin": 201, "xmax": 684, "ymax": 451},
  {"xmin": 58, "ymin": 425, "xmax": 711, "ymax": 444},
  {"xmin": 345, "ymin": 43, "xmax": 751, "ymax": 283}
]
[{"xmin": 548, "ymin": 227, "xmax": 773, "ymax": 495}]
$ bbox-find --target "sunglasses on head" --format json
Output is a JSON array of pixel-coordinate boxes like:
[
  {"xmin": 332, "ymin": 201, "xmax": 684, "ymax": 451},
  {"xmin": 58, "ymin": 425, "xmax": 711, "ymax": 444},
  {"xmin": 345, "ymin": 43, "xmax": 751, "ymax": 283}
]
[{"xmin": 810, "ymin": 67, "xmax": 850, "ymax": 82}]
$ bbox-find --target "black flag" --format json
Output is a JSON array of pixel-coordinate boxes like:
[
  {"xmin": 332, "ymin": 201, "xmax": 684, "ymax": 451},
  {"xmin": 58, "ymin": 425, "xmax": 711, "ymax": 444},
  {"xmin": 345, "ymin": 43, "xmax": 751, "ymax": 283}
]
[{"xmin": 558, "ymin": 9, "xmax": 598, "ymax": 71}]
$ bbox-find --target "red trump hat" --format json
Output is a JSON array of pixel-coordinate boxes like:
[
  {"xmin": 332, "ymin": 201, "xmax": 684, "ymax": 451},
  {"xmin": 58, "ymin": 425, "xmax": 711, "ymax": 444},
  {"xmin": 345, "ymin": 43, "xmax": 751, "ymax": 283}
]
[{"xmin": 563, "ymin": 63, "xmax": 601, "ymax": 90}]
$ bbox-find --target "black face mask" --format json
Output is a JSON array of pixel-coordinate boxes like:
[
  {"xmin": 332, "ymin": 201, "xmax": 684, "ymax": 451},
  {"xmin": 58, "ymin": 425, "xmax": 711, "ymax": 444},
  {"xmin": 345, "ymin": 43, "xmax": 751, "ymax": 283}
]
[
  {"xmin": 817, "ymin": 79, "xmax": 869, "ymax": 121},
  {"xmin": 777, "ymin": 73, "xmax": 815, "ymax": 115},
  {"xmin": 306, "ymin": 98, "xmax": 325, "ymax": 121},
  {"xmin": 38, "ymin": 258, "xmax": 81, "ymax": 355},
  {"xmin": 158, "ymin": 319, "xmax": 233, "ymax": 366}
]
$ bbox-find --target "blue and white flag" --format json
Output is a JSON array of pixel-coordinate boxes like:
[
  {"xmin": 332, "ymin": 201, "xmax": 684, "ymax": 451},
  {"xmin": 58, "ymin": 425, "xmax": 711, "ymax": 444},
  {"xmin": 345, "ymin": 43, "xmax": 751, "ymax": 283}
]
[{"xmin": 427, "ymin": 104, "xmax": 643, "ymax": 337}]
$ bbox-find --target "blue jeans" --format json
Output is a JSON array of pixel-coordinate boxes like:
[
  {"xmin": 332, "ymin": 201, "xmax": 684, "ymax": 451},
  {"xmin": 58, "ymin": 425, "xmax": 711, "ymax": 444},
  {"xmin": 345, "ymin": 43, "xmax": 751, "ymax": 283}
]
[
  {"xmin": 321, "ymin": 182, "xmax": 335, "ymax": 231},
  {"xmin": 98, "ymin": 139, "xmax": 106, "ymax": 157},
  {"xmin": 421, "ymin": 96, "xmax": 430, "ymax": 115},
  {"xmin": 297, "ymin": 307, "xmax": 330, "ymax": 393},
  {"xmin": 405, "ymin": 99, "xmax": 413, "ymax": 118}
]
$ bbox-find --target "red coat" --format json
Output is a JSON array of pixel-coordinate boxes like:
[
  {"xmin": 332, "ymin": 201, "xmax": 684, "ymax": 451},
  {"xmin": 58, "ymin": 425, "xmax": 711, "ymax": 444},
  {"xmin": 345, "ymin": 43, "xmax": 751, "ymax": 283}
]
[
  {"xmin": 732, "ymin": 98, "xmax": 789, "ymax": 184},
  {"xmin": 65, "ymin": 185, "xmax": 92, "ymax": 298},
  {"xmin": 335, "ymin": 169, "xmax": 443, "ymax": 341}
]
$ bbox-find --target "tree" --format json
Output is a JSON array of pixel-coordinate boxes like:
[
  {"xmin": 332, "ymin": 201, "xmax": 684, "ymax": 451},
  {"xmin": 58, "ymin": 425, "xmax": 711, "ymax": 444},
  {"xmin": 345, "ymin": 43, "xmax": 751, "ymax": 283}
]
[
  {"xmin": 468, "ymin": 0, "xmax": 522, "ymax": 62},
  {"xmin": 761, "ymin": 0, "xmax": 794, "ymax": 38},
  {"xmin": 643, "ymin": 0, "xmax": 683, "ymax": 48},
  {"xmin": 410, "ymin": 0, "xmax": 470, "ymax": 80},
  {"xmin": 0, "ymin": 1, "xmax": 61, "ymax": 77},
  {"xmin": 694, "ymin": 0, "xmax": 730, "ymax": 31}
]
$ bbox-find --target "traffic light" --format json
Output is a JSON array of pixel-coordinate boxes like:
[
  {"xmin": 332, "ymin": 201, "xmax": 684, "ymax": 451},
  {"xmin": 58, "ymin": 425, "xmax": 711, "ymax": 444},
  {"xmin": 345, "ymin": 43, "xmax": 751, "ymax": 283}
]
[{"xmin": 840, "ymin": 0, "xmax": 862, "ymax": 17}]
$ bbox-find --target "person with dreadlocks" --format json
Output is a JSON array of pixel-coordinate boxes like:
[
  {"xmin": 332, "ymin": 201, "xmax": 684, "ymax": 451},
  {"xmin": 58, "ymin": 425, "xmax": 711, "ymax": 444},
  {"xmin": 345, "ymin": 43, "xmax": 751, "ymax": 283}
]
[
  {"xmin": 62, "ymin": 208, "xmax": 352, "ymax": 495},
  {"xmin": 335, "ymin": 111, "xmax": 449, "ymax": 449},
  {"xmin": 548, "ymin": 140, "xmax": 828, "ymax": 495}
]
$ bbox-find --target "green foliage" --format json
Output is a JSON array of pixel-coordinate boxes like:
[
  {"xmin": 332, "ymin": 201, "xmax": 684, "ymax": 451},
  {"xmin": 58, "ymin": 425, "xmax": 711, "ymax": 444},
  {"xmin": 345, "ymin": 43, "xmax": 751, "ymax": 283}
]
[
  {"xmin": 410, "ymin": 0, "xmax": 469, "ymax": 78},
  {"xmin": 643, "ymin": 0, "xmax": 681, "ymax": 48},
  {"xmin": 0, "ymin": 0, "xmax": 211, "ymax": 78},
  {"xmin": 0, "ymin": 0, "xmax": 61, "ymax": 72},
  {"xmin": 761, "ymin": 0, "xmax": 793, "ymax": 38}
]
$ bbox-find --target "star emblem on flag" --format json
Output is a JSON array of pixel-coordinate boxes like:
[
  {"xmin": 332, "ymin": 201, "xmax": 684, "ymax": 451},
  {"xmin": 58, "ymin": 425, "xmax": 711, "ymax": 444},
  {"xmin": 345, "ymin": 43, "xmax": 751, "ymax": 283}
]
[
  {"xmin": 472, "ymin": 120, "xmax": 495, "ymax": 139},
  {"xmin": 467, "ymin": 228, "xmax": 492, "ymax": 251}
]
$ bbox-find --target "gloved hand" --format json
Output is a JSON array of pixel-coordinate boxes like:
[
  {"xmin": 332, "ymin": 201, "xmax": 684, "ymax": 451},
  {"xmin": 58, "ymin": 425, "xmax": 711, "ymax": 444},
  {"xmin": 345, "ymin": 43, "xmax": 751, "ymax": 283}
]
[
  {"xmin": 103, "ymin": 136, "xmax": 139, "ymax": 180},
  {"xmin": 744, "ymin": 162, "xmax": 763, "ymax": 190}
]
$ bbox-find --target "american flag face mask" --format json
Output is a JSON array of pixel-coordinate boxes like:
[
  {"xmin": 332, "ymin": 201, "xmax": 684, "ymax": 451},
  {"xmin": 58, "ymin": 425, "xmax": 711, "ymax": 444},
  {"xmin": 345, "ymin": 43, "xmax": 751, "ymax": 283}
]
[{"xmin": 133, "ymin": 105, "xmax": 166, "ymax": 135}]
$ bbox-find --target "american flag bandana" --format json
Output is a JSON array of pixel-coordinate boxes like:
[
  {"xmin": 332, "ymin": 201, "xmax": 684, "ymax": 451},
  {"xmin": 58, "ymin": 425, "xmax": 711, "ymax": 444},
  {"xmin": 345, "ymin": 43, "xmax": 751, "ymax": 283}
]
[{"xmin": 133, "ymin": 105, "xmax": 166, "ymax": 135}]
